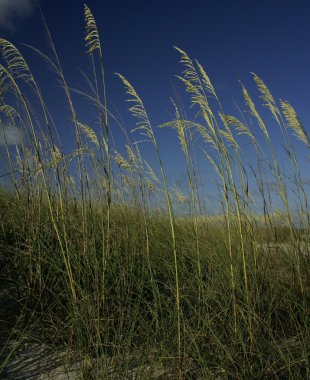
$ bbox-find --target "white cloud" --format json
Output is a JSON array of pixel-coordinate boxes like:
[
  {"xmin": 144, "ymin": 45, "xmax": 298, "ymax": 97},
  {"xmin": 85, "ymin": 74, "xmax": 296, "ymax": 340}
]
[
  {"xmin": 0, "ymin": 125, "xmax": 23, "ymax": 146},
  {"xmin": 0, "ymin": 0, "xmax": 36, "ymax": 31}
]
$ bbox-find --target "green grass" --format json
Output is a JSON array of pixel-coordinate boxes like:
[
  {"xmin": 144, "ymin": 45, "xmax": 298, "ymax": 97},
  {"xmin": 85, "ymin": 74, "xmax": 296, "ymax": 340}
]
[{"xmin": 0, "ymin": 5, "xmax": 310, "ymax": 379}]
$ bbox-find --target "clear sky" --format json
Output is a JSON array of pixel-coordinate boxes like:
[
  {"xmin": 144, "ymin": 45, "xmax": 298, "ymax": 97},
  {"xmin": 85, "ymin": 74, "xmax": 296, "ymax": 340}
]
[{"xmin": 0, "ymin": 0, "xmax": 309, "ymax": 212}]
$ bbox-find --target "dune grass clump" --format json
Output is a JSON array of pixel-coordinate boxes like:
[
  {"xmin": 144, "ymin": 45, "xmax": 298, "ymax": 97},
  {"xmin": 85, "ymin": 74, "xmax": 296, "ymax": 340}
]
[{"xmin": 0, "ymin": 5, "xmax": 309, "ymax": 379}]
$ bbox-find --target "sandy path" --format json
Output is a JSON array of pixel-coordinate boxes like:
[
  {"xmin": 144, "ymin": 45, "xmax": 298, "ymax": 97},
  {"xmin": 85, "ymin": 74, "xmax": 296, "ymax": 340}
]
[{"xmin": 0, "ymin": 287, "xmax": 79, "ymax": 379}]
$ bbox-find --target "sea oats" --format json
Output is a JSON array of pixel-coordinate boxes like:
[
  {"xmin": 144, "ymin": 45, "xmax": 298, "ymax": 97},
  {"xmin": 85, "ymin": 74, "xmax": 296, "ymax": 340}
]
[
  {"xmin": 51, "ymin": 144, "xmax": 62, "ymax": 165},
  {"xmin": 174, "ymin": 187, "xmax": 187, "ymax": 204},
  {"xmin": 78, "ymin": 122, "xmax": 99, "ymax": 147},
  {"xmin": 145, "ymin": 178, "xmax": 156, "ymax": 192},
  {"xmin": 84, "ymin": 4, "xmax": 101, "ymax": 55},
  {"xmin": 0, "ymin": 38, "xmax": 33, "ymax": 83},
  {"xmin": 0, "ymin": 104, "xmax": 19, "ymax": 123},
  {"xmin": 252, "ymin": 73, "xmax": 280, "ymax": 124},
  {"xmin": 219, "ymin": 128, "xmax": 238, "ymax": 148},
  {"xmin": 144, "ymin": 160, "xmax": 160, "ymax": 185},
  {"xmin": 116, "ymin": 73, "xmax": 154, "ymax": 140},
  {"xmin": 221, "ymin": 114, "xmax": 255, "ymax": 142},
  {"xmin": 241, "ymin": 83, "xmax": 269, "ymax": 139},
  {"xmin": 125, "ymin": 144, "xmax": 137, "ymax": 166},
  {"xmin": 120, "ymin": 174, "xmax": 134, "ymax": 188},
  {"xmin": 196, "ymin": 60, "xmax": 218, "ymax": 100},
  {"xmin": 280, "ymin": 100, "xmax": 310, "ymax": 147},
  {"xmin": 114, "ymin": 151, "xmax": 132, "ymax": 171},
  {"xmin": 174, "ymin": 47, "xmax": 201, "ymax": 86}
]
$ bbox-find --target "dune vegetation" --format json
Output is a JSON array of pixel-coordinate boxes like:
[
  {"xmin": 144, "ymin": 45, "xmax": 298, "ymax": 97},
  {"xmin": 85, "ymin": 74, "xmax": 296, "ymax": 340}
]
[{"xmin": 0, "ymin": 5, "xmax": 309, "ymax": 379}]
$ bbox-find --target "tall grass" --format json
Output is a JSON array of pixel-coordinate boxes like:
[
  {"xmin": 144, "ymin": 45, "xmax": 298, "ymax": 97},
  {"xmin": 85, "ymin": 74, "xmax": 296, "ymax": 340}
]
[{"xmin": 0, "ymin": 5, "xmax": 309, "ymax": 379}]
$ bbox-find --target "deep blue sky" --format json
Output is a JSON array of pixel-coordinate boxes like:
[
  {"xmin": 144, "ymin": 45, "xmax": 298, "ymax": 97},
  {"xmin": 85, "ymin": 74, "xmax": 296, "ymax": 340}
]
[{"xmin": 1, "ymin": 0, "xmax": 309, "ymax": 211}]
